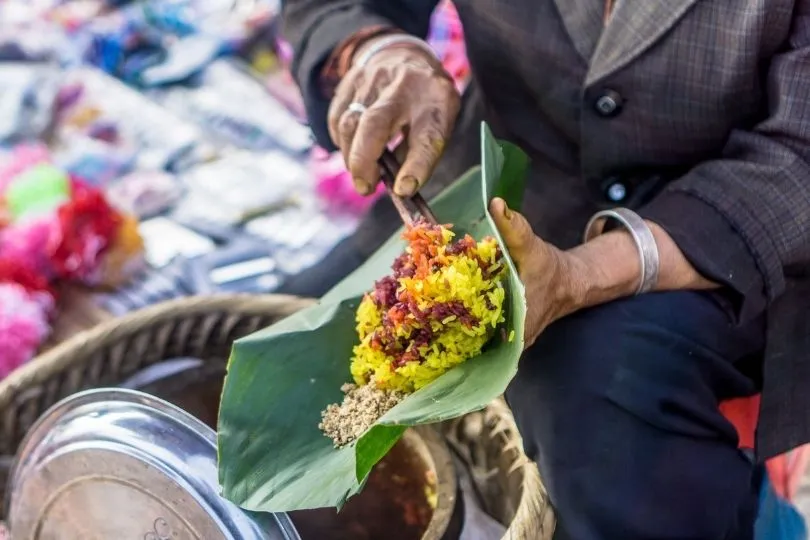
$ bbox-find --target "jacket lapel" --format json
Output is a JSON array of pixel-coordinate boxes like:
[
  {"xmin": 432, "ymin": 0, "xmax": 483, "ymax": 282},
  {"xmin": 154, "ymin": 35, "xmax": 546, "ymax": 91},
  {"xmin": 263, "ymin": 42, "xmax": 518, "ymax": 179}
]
[
  {"xmin": 552, "ymin": 0, "xmax": 608, "ymax": 62},
  {"xmin": 586, "ymin": 0, "xmax": 702, "ymax": 86}
]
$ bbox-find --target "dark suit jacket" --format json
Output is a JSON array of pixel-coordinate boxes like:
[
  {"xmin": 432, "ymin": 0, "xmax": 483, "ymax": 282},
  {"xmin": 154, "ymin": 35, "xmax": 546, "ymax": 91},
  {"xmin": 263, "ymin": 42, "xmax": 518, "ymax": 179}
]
[{"xmin": 283, "ymin": 0, "xmax": 810, "ymax": 458}]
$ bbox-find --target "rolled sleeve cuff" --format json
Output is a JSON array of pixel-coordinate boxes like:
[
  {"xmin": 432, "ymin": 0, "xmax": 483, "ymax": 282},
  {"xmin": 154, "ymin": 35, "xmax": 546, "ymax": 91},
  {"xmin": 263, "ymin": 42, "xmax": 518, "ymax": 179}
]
[
  {"xmin": 291, "ymin": 8, "xmax": 394, "ymax": 151},
  {"xmin": 639, "ymin": 190, "xmax": 768, "ymax": 324}
]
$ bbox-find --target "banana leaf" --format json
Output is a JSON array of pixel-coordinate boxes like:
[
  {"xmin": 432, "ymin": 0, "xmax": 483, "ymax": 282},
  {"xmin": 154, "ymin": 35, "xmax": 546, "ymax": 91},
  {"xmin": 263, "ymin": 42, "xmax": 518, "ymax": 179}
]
[{"xmin": 217, "ymin": 123, "xmax": 529, "ymax": 512}]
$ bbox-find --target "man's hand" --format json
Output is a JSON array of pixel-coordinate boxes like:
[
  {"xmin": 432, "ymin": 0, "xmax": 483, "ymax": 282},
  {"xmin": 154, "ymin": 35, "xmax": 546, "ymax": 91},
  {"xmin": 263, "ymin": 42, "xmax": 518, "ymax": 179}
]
[
  {"xmin": 490, "ymin": 198, "xmax": 585, "ymax": 347},
  {"xmin": 491, "ymin": 197, "xmax": 720, "ymax": 348},
  {"xmin": 328, "ymin": 38, "xmax": 460, "ymax": 197}
]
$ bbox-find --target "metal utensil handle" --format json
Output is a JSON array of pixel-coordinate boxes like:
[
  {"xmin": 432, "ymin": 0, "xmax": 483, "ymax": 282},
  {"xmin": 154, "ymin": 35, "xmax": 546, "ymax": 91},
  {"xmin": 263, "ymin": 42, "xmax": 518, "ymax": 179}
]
[{"xmin": 379, "ymin": 151, "xmax": 439, "ymax": 226}]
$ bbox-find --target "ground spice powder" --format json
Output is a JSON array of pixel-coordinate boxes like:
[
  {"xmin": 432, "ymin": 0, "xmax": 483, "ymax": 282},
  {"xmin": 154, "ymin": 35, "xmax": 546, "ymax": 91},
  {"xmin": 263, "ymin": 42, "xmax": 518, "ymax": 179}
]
[{"xmin": 319, "ymin": 383, "xmax": 405, "ymax": 447}]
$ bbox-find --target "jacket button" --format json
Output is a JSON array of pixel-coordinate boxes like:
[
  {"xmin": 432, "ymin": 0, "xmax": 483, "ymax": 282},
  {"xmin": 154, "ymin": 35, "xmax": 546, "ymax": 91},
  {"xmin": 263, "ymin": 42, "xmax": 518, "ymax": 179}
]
[
  {"xmin": 606, "ymin": 182, "xmax": 627, "ymax": 202},
  {"xmin": 594, "ymin": 90, "xmax": 623, "ymax": 117}
]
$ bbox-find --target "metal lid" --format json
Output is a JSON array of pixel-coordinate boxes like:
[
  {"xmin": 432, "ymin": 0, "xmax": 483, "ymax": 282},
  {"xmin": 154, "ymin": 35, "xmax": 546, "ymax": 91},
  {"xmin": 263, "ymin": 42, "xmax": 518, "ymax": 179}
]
[{"xmin": 6, "ymin": 388, "xmax": 300, "ymax": 540}]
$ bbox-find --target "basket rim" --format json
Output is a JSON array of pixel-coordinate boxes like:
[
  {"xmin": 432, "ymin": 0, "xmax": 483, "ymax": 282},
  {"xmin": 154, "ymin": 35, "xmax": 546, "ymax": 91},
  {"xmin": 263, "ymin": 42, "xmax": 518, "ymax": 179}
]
[{"xmin": 0, "ymin": 294, "xmax": 317, "ymax": 411}]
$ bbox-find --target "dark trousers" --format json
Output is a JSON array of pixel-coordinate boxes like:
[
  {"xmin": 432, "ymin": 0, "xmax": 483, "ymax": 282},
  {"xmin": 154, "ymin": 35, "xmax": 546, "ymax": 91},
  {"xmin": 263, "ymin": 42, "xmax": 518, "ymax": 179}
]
[{"xmin": 506, "ymin": 290, "xmax": 765, "ymax": 540}]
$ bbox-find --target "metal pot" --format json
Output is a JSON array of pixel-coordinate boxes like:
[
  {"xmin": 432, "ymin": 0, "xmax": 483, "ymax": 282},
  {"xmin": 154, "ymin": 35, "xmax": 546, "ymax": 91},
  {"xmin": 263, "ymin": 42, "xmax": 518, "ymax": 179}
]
[
  {"xmin": 6, "ymin": 388, "xmax": 300, "ymax": 540},
  {"xmin": 125, "ymin": 358, "xmax": 465, "ymax": 540},
  {"xmin": 6, "ymin": 385, "xmax": 463, "ymax": 540}
]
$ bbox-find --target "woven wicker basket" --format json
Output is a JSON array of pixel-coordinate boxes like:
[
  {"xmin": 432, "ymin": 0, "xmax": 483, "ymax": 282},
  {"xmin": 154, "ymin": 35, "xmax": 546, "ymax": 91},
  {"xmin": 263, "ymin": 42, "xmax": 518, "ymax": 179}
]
[{"xmin": 0, "ymin": 294, "xmax": 554, "ymax": 539}]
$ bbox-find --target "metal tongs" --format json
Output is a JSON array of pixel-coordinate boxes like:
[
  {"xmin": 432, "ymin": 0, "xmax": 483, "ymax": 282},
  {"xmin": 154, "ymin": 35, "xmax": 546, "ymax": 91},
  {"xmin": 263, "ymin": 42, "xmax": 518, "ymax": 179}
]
[{"xmin": 379, "ymin": 150, "xmax": 439, "ymax": 226}]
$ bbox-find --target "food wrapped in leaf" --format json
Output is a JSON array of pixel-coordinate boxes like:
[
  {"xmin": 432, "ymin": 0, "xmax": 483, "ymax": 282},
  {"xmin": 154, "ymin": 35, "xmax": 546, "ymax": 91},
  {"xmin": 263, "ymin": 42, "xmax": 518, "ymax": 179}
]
[
  {"xmin": 218, "ymin": 124, "xmax": 528, "ymax": 512},
  {"xmin": 320, "ymin": 220, "xmax": 511, "ymax": 447}
]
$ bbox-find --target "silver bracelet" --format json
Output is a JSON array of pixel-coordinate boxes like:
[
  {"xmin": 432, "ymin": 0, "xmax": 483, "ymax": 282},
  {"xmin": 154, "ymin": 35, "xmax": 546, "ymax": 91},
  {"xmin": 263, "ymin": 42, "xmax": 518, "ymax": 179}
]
[
  {"xmin": 583, "ymin": 208, "xmax": 660, "ymax": 295},
  {"xmin": 353, "ymin": 35, "xmax": 438, "ymax": 69}
]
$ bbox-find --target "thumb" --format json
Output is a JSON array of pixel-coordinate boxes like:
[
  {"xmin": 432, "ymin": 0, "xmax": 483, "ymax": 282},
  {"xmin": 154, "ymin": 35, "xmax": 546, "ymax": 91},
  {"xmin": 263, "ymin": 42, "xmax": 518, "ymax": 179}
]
[{"xmin": 490, "ymin": 197, "xmax": 535, "ymax": 264}]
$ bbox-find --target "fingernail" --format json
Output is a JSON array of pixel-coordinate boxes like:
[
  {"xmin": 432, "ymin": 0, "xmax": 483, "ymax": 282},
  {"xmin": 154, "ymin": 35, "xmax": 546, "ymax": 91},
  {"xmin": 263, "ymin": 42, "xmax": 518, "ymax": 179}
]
[
  {"xmin": 397, "ymin": 176, "xmax": 418, "ymax": 197},
  {"xmin": 353, "ymin": 177, "xmax": 371, "ymax": 195},
  {"xmin": 503, "ymin": 202, "xmax": 513, "ymax": 220}
]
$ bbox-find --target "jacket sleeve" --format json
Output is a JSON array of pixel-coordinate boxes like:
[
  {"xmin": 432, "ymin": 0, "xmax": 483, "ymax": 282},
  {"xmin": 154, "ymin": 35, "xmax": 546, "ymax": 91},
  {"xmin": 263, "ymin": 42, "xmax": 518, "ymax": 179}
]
[
  {"xmin": 639, "ymin": 5, "xmax": 810, "ymax": 323},
  {"xmin": 282, "ymin": 0, "xmax": 441, "ymax": 149}
]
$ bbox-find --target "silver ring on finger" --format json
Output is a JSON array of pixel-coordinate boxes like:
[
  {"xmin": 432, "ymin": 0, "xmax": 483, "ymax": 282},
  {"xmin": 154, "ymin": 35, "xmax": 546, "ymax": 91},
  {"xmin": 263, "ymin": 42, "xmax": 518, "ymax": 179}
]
[{"xmin": 347, "ymin": 102, "xmax": 368, "ymax": 116}]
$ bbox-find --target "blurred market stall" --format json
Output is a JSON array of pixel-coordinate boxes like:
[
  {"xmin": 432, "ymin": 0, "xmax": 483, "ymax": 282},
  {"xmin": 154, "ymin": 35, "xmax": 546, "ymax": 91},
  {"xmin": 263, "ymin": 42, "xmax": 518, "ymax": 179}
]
[{"xmin": 0, "ymin": 0, "xmax": 470, "ymax": 375}]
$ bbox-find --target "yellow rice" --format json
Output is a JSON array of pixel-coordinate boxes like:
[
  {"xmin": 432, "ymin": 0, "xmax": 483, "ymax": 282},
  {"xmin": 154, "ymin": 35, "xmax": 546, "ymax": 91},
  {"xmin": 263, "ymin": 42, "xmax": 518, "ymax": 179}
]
[{"xmin": 350, "ymin": 221, "xmax": 507, "ymax": 393}]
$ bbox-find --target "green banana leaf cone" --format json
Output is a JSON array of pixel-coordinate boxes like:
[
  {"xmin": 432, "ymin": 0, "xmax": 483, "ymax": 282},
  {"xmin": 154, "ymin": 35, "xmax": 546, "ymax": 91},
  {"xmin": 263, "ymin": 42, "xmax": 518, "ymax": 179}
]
[{"xmin": 217, "ymin": 123, "xmax": 529, "ymax": 512}]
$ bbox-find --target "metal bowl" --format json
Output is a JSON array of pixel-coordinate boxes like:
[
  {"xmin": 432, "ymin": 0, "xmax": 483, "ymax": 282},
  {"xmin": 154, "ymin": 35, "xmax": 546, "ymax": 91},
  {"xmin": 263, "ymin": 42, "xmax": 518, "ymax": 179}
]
[{"xmin": 6, "ymin": 388, "xmax": 300, "ymax": 540}]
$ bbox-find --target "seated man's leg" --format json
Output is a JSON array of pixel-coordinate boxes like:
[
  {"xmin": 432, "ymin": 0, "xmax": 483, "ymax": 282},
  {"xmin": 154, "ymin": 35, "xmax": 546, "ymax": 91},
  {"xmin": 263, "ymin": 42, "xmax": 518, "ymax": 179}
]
[{"xmin": 506, "ymin": 290, "xmax": 764, "ymax": 540}]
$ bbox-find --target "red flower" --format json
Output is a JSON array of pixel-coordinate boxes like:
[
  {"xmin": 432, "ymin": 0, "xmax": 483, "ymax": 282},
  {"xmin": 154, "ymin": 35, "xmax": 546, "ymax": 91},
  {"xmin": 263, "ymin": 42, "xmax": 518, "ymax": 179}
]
[
  {"xmin": 48, "ymin": 178, "xmax": 123, "ymax": 282},
  {"xmin": 0, "ymin": 256, "xmax": 53, "ymax": 296}
]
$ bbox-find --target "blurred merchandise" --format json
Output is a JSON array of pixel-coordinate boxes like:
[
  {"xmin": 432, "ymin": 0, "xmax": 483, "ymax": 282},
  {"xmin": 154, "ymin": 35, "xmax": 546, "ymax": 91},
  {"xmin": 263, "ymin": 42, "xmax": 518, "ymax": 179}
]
[
  {"xmin": 141, "ymin": 0, "xmax": 279, "ymax": 50},
  {"xmin": 0, "ymin": 1, "xmax": 75, "ymax": 62},
  {"xmin": 79, "ymin": 6, "xmax": 162, "ymax": 82},
  {"xmin": 106, "ymin": 169, "xmax": 183, "ymax": 218},
  {"xmin": 0, "ymin": 64, "xmax": 61, "ymax": 143},
  {"xmin": 253, "ymin": 39, "xmax": 308, "ymax": 122},
  {"xmin": 56, "ymin": 67, "xmax": 216, "ymax": 171},
  {"xmin": 137, "ymin": 216, "xmax": 214, "ymax": 267},
  {"xmin": 52, "ymin": 134, "xmax": 136, "ymax": 187},
  {"xmin": 171, "ymin": 149, "xmax": 305, "ymax": 225},
  {"xmin": 137, "ymin": 34, "xmax": 222, "ymax": 85},
  {"xmin": 0, "ymin": 143, "xmax": 53, "ymax": 198},
  {"xmin": 185, "ymin": 237, "xmax": 281, "ymax": 294},
  {"xmin": 97, "ymin": 211, "xmax": 147, "ymax": 287},
  {"xmin": 92, "ymin": 257, "xmax": 192, "ymax": 315},
  {"xmin": 3, "ymin": 161, "xmax": 71, "ymax": 224},
  {"xmin": 172, "ymin": 217, "xmax": 240, "ymax": 243},
  {"xmin": 428, "ymin": 0, "xmax": 470, "ymax": 93},
  {"xmin": 78, "ymin": 0, "xmax": 279, "ymax": 84},
  {"xmin": 47, "ymin": 0, "xmax": 109, "ymax": 30},
  {"xmin": 148, "ymin": 59, "xmax": 312, "ymax": 153},
  {"xmin": 244, "ymin": 204, "xmax": 358, "ymax": 276},
  {"xmin": 0, "ymin": 150, "xmax": 146, "ymax": 286}
]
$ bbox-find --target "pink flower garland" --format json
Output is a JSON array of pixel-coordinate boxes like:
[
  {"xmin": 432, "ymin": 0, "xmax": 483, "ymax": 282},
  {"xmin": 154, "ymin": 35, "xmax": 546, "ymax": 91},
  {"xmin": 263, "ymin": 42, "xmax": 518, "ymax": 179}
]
[
  {"xmin": 0, "ymin": 145, "xmax": 138, "ymax": 380},
  {"xmin": 0, "ymin": 283, "xmax": 52, "ymax": 378}
]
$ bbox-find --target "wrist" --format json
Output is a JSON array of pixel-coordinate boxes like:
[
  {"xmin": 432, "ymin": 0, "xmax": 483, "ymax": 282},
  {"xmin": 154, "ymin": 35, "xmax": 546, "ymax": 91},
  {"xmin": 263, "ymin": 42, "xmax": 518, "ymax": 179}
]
[
  {"xmin": 565, "ymin": 229, "xmax": 642, "ymax": 309},
  {"xmin": 541, "ymin": 248, "xmax": 592, "ymax": 323},
  {"xmin": 350, "ymin": 33, "xmax": 404, "ymax": 70},
  {"xmin": 562, "ymin": 220, "xmax": 717, "ymax": 312},
  {"xmin": 322, "ymin": 27, "xmax": 401, "ymax": 90},
  {"xmin": 647, "ymin": 221, "xmax": 719, "ymax": 290},
  {"xmin": 351, "ymin": 34, "xmax": 443, "ymax": 73}
]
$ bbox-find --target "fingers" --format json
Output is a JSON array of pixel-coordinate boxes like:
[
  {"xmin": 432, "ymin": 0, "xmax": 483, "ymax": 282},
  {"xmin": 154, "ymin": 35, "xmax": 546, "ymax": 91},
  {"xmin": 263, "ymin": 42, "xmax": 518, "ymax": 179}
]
[
  {"xmin": 347, "ymin": 94, "xmax": 406, "ymax": 194},
  {"xmin": 336, "ymin": 109, "xmax": 360, "ymax": 173},
  {"xmin": 395, "ymin": 99, "xmax": 456, "ymax": 197},
  {"xmin": 490, "ymin": 197, "xmax": 536, "ymax": 266},
  {"xmin": 329, "ymin": 70, "xmax": 403, "ymax": 194},
  {"xmin": 326, "ymin": 46, "xmax": 460, "ymax": 197},
  {"xmin": 330, "ymin": 78, "xmax": 368, "ymax": 194},
  {"xmin": 327, "ymin": 71, "xmax": 359, "ymax": 146}
]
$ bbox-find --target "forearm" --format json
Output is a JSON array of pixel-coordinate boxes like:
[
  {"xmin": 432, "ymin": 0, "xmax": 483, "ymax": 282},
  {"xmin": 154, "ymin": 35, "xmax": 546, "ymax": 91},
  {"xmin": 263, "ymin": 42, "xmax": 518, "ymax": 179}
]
[
  {"xmin": 490, "ymin": 197, "xmax": 735, "ymax": 346},
  {"xmin": 563, "ymin": 222, "xmax": 719, "ymax": 313}
]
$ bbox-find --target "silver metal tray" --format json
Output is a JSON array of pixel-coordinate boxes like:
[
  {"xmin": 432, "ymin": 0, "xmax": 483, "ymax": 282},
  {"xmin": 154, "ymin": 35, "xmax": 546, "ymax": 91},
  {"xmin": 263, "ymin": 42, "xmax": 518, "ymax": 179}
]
[{"xmin": 6, "ymin": 388, "xmax": 300, "ymax": 540}]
